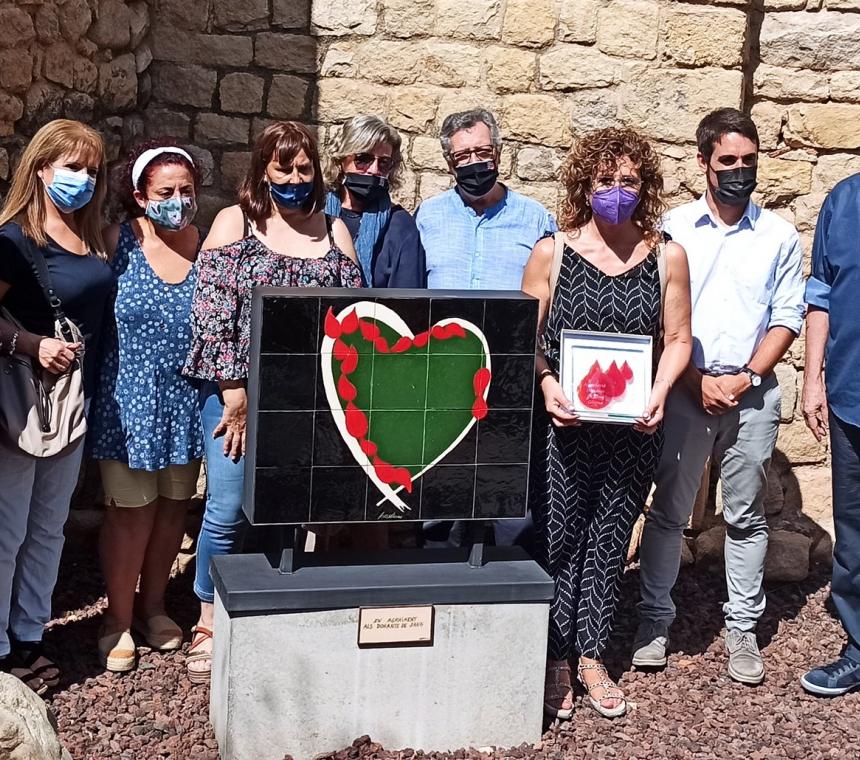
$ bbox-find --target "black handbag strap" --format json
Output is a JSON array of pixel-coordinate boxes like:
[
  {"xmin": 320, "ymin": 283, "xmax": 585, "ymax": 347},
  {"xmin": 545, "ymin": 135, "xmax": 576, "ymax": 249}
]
[{"xmin": 18, "ymin": 234, "xmax": 75, "ymax": 342}]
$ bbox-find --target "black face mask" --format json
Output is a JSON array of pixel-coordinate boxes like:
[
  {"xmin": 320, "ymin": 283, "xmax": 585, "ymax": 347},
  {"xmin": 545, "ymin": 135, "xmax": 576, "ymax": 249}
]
[
  {"xmin": 454, "ymin": 160, "xmax": 499, "ymax": 199},
  {"xmin": 343, "ymin": 172, "xmax": 389, "ymax": 203},
  {"xmin": 711, "ymin": 165, "xmax": 757, "ymax": 206}
]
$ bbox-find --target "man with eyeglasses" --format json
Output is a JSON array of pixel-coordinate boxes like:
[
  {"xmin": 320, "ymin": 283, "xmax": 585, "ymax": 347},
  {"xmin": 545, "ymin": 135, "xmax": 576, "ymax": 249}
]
[
  {"xmin": 633, "ymin": 108, "xmax": 805, "ymax": 685},
  {"xmin": 415, "ymin": 108, "xmax": 557, "ymax": 549}
]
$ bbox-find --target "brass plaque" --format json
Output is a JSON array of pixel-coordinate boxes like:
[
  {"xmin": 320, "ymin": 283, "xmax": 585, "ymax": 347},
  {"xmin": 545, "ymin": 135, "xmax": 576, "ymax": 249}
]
[{"xmin": 358, "ymin": 605, "xmax": 434, "ymax": 647}]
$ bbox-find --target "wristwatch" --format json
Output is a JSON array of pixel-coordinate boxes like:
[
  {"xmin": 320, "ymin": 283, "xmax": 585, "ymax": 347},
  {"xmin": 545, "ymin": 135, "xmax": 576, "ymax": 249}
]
[{"xmin": 741, "ymin": 366, "xmax": 762, "ymax": 387}]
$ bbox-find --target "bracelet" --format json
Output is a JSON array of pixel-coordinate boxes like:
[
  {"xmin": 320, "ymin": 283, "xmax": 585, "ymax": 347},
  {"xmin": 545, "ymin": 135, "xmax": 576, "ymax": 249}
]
[
  {"xmin": 537, "ymin": 368, "xmax": 556, "ymax": 384},
  {"xmin": 654, "ymin": 377, "xmax": 672, "ymax": 389}
]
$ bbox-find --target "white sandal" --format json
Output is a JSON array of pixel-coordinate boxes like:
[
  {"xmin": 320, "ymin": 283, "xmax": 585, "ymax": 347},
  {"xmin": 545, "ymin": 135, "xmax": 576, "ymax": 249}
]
[
  {"xmin": 544, "ymin": 660, "xmax": 574, "ymax": 720},
  {"xmin": 577, "ymin": 662, "xmax": 627, "ymax": 718}
]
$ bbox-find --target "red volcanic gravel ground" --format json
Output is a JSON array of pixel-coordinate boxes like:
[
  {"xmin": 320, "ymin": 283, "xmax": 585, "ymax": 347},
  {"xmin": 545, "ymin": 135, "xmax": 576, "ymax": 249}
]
[{"xmin": 45, "ymin": 527, "xmax": 859, "ymax": 760}]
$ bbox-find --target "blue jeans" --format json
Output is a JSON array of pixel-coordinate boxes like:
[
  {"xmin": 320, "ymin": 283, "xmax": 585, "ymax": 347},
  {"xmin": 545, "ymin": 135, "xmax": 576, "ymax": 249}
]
[
  {"xmin": 195, "ymin": 384, "xmax": 247, "ymax": 604},
  {"xmin": 830, "ymin": 410, "xmax": 860, "ymax": 662}
]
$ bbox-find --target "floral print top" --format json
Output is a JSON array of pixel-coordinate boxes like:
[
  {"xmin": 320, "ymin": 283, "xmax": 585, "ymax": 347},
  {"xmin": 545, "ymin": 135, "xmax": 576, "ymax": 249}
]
[
  {"xmin": 182, "ymin": 224, "xmax": 363, "ymax": 381},
  {"xmin": 89, "ymin": 222, "xmax": 204, "ymax": 470}
]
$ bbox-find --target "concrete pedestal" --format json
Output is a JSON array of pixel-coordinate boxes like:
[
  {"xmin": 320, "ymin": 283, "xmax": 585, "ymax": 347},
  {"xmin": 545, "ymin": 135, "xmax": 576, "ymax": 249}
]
[{"xmin": 210, "ymin": 548, "xmax": 553, "ymax": 760}]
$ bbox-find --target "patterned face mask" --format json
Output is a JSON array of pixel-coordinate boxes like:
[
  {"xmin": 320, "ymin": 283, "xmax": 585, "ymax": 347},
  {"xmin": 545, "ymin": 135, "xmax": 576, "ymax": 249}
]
[{"xmin": 145, "ymin": 194, "xmax": 197, "ymax": 231}]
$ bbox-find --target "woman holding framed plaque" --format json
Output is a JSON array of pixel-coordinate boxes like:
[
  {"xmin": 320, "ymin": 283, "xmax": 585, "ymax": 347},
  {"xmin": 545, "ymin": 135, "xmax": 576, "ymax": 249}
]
[{"xmin": 522, "ymin": 127, "xmax": 692, "ymax": 720}]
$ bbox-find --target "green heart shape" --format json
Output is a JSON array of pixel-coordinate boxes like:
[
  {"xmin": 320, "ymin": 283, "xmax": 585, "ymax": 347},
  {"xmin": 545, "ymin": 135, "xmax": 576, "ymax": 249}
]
[{"xmin": 320, "ymin": 301, "xmax": 492, "ymax": 513}]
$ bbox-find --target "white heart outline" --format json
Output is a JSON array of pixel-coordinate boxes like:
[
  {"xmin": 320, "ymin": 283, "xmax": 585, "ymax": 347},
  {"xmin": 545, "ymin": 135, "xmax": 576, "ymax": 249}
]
[{"xmin": 320, "ymin": 300, "xmax": 492, "ymax": 513}]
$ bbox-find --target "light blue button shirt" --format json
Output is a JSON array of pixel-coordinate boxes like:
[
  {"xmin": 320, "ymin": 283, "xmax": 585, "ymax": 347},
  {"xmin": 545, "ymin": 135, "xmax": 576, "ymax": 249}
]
[
  {"xmin": 416, "ymin": 186, "xmax": 557, "ymax": 290},
  {"xmin": 664, "ymin": 195, "xmax": 805, "ymax": 372}
]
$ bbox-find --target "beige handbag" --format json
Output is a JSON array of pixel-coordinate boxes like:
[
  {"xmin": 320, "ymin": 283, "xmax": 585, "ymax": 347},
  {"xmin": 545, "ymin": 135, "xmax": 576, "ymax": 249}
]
[{"xmin": 0, "ymin": 237, "xmax": 87, "ymax": 457}]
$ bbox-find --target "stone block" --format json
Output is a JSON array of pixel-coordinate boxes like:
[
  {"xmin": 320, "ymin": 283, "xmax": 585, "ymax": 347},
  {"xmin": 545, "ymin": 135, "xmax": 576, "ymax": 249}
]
[
  {"xmin": 435, "ymin": 0, "xmax": 503, "ymax": 40},
  {"xmin": 0, "ymin": 91, "xmax": 23, "ymax": 124},
  {"xmin": 764, "ymin": 0, "xmax": 807, "ymax": 7},
  {"xmin": 503, "ymin": 93, "xmax": 571, "ymax": 148},
  {"xmin": 255, "ymin": 32, "xmax": 317, "ymax": 73},
  {"xmin": 773, "ymin": 363, "xmax": 798, "ymax": 423},
  {"xmin": 418, "ymin": 171, "xmax": 455, "ymax": 202},
  {"xmin": 129, "ymin": 1, "xmax": 150, "ymax": 47},
  {"xmin": 267, "ymin": 74, "xmax": 311, "ymax": 119},
  {"xmin": 485, "ymin": 47, "xmax": 536, "ymax": 94},
  {"xmin": 388, "ymin": 87, "xmax": 440, "ymax": 132},
  {"xmin": 195, "ymin": 113, "xmax": 250, "ymax": 146},
  {"xmin": 785, "ymin": 104, "xmax": 860, "ymax": 150},
  {"xmin": 516, "ymin": 145, "xmax": 562, "ymax": 181},
  {"xmin": 756, "ymin": 155, "xmax": 813, "ymax": 200},
  {"xmin": 98, "ymin": 54, "xmax": 138, "ymax": 111},
  {"xmin": 597, "ymin": 0, "xmax": 659, "ymax": 59},
  {"xmin": 221, "ymin": 151, "xmax": 252, "ymax": 192},
  {"xmin": 381, "ymin": 0, "xmax": 435, "ymax": 37},
  {"xmin": 0, "ymin": 49, "xmax": 33, "ymax": 94},
  {"xmin": 761, "ymin": 11, "xmax": 860, "ymax": 71},
  {"xmin": 311, "ymin": 0, "xmax": 377, "ymax": 35},
  {"xmin": 540, "ymin": 44, "xmax": 624, "ymax": 90},
  {"xmin": 764, "ymin": 530, "xmax": 811, "ymax": 583},
  {"xmin": 787, "ymin": 465, "xmax": 833, "ymax": 539},
  {"xmin": 829, "ymin": 71, "xmax": 860, "ymax": 103},
  {"xmin": 693, "ymin": 525, "xmax": 726, "ymax": 566},
  {"xmin": 620, "ymin": 68, "xmax": 744, "ymax": 144},
  {"xmin": 220, "ymin": 72, "xmax": 265, "ymax": 114},
  {"xmin": 273, "ymin": 0, "xmax": 311, "ymax": 29},
  {"xmin": 663, "ymin": 6, "xmax": 747, "ymax": 67},
  {"xmin": 558, "ymin": 0, "xmax": 598, "ymax": 43},
  {"xmin": 24, "ymin": 81, "xmax": 63, "ymax": 125},
  {"xmin": 44, "ymin": 43, "xmax": 77, "ymax": 89},
  {"xmin": 0, "ymin": 147, "xmax": 11, "ymax": 180},
  {"xmin": 136, "ymin": 44, "xmax": 153, "ymax": 74},
  {"xmin": 812, "ymin": 153, "xmax": 860, "ymax": 192},
  {"xmin": 211, "ymin": 598, "xmax": 548, "ymax": 760},
  {"xmin": 214, "ymin": 0, "xmax": 269, "ymax": 31},
  {"xmin": 151, "ymin": 25, "xmax": 254, "ymax": 67},
  {"xmin": 777, "ymin": 418, "xmax": 828, "ymax": 465},
  {"xmin": 567, "ymin": 87, "xmax": 621, "ymax": 136},
  {"xmin": 434, "ymin": 88, "xmax": 501, "ymax": 129},
  {"xmin": 151, "ymin": 64, "xmax": 217, "ymax": 109},
  {"xmin": 505, "ymin": 178, "xmax": 559, "ymax": 214},
  {"xmin": 502, "ymin": 0, "xmax": 556, "ymax": 48},
  {"xmin": 793, "ymin": 192, "xmax": 827, "ymax": 233},
  {"xmin": 185, "ymin": 146, "xmax": 215, "ymax": 187},
  {"xmin": 411, "ymin": 136, "xmax": 448, "ymax": 171},
  {"xmin": 828, "ymin": 0, "xmax": 860, "ymax": 6},
  {"xmin": 144, "ymin": 108, "xmax": 191, "ymax": 139},
  {"xmin": 157, "ymin": 0, "xmax": 209, "ymax": 31},
  {"xmin": 36, "ymin": 3, "xmax": 61, "ymax": 44},
  {"xmin": 0, "ymin": 5, "xmax": 35, "ymax": 48},
  {"xmin": 60, "ymin": 0, "xmax": 92, "ymax": 42},
  {"xmin": 0, "ymin": 672, "xmax": 70, "ymax": 759},
  {"xmin": 420, "ymin": 41, "xmax": 481, "ymax": 88},
  {"xmin": 89, "ymin": 0, "xmax": 131, "ymax": 49},
  {"xmin": 754, "ymin": 65, "xmax": 829, "ymax": 102},
  {"xmin": 750, "ymin": 100, "xmax": 786, "ymax": 150},
  {"xmin": 315, "ymin": 77, "xmax": 389, "ymax": 122}
]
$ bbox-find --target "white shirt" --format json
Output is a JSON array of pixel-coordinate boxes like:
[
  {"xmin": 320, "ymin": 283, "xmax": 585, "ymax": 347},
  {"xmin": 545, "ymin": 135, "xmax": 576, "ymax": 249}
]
[{"xmin": 664, "ymin": 195, "xmax": 805, "ymax": 373}]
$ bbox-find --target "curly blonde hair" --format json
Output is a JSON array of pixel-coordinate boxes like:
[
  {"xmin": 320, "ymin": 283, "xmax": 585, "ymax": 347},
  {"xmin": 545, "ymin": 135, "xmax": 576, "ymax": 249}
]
[{"xmin": 559, "ymin": 127, "xmax": 666, "ymax": 241}]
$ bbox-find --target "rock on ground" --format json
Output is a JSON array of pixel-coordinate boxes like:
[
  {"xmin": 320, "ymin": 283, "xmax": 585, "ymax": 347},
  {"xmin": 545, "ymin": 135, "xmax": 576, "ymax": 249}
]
[{"xmin": 0, "ymin": 672, "xmax": 71, "ymax": 760}]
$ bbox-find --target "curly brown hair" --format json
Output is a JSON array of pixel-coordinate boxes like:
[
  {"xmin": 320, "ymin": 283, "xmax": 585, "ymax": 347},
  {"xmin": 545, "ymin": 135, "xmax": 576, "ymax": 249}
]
[{"xmin": 558, "ymin": 127, "xmax": 666, "ymax": 240}]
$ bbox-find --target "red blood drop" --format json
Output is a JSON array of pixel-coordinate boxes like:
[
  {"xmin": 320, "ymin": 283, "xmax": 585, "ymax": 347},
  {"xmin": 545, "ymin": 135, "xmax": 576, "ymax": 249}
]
[
  {"xmin": 473, "ymin": 367, "xmax": 492, "ymax": 397},
  {"xmin": 374, "ymin": 338, "xmax": 390, "ymax": 353},
  {"xmin": 445, "ymin": 323, "xmax": 466, "ymax": 339},
  {"xmin": 359, "ymin": 439, "xmax": 378, "ymax": 457},
  {"xmin": 605, "ymin": 361, "xmax": 626, "ymax": 398},
  {"xmin": 341, "ymin": 345, "xmax": 359, "ymax": 374},
  {"xmin": 621, "ymin": 360, "xmax": 633, "ymax": 382},
  {"xmin": 472, "ymin": 397, "xmax": 489, "ymax": 420},
  {"xmin": 337, "ymin": 374, "xmax": 356, "ymax": 402},
  {"xmin": 333, "ymin": 338, "xmax": 349, "ymax": 362},
  {"xmin": 413, "ymin": 331, "xmax": 429, "ymax": 348},
  {"xmin": 373, "ymin": 458, "xmax": 414, "ymax": 493},
  {"xmin": 360, "ymin": 320, "xmax": 381, "ymax": 341},
  {"xmin": 391, "ymin": 336, "xmax": 412, "ymax": 353},
  {"xmin": 341, "ymin": 309, "xmax": 359, "ymax": 334},
  {"xmin": 577, "ymin": 361, "xmax": 611, "ymax": 410},
  {"xmin": 345, "ymin": 402, "xmax": 368, "ymax": 438},
  {"xmin": 430, "ymin": 325, "xmax": 447, "ymax": 340},
  {"xmin": 324, "ymin": 308, "xmax": 341, "ymax": 339}
]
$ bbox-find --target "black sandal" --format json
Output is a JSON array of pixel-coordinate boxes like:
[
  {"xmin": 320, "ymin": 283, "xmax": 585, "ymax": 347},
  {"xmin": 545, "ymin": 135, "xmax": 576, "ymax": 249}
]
[
  {"xmin": 0, "ymin": 654, "xmax": 48, "ymax": 696},
  {"xmin": 11, "ymin": 641, "xmax": 60, "ymax": 689}
]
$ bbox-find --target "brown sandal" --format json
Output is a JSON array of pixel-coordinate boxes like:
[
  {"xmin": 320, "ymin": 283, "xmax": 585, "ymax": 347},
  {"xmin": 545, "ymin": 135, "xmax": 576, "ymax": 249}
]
[
  {"xmin": 1, "ymin": 655, "xmax": 48, "ymax": 696},
  {"xmin": 186, "ymin": 625, "xmax": 213, "ymax": 684},
  {"xmin": 12, "ymin": 642, "xmax": 60, "ymax": 689},
  {"xmin": 544, "ymin": 660, "xmax": 574, "ymax": 720}
]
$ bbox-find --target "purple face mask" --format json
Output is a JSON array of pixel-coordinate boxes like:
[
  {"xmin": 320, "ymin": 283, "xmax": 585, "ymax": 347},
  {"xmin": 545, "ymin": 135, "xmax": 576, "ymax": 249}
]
[{"xmin": 590, "ymin": 186, "xmax": 640, "ymax": 225}]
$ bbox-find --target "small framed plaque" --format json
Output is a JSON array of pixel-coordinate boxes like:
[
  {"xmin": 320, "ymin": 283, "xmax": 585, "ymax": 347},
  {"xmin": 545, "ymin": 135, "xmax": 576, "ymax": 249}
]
[
  {"xmin": 358, "ymin": 605, "xmax": 434, "ymax": 648},
  {"xmin": 559, "ymin": 329, "xmax": 653, "ymax": 424}
]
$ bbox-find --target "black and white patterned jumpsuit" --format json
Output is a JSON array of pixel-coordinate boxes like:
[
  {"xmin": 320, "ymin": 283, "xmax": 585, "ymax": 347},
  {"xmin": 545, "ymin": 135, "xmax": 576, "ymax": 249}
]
[{"xmin": 531, "ymin": 243, "xmax": 664, "ymax": 661}]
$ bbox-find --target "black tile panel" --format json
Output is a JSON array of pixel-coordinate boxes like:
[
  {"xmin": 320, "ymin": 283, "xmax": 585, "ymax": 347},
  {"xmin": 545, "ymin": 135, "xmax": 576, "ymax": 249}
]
[
  {"xmin": 485, "ymin": 354, "xmax": 536, "ymax": 409},
  {"xmin": 476, "ymin": 409, "xmax": 533, "ymax": 464},
  {"xmin": 252, "ymin": 467, "xmax": 312, "ymax": 524},
  {"xmin": 258, "ymin": 353, "xmax": 318, "ymax": 411},
  {"xmin": 259, "ymin": 296, "xmax": 320, "ymax": 354},
  {"xmin": 256, "ymin": 412, "xmax": 313, "ymax": 467},
  {"xmin": 474, "ymin": 464, "xmax": 529, "ymax": 519}
]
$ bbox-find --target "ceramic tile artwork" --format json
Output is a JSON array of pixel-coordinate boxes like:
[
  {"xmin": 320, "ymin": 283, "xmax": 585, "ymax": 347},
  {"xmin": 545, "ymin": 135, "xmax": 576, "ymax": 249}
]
[{"xmin": 244, "ymin": 289, "xmax": 537, "ymax": 525}]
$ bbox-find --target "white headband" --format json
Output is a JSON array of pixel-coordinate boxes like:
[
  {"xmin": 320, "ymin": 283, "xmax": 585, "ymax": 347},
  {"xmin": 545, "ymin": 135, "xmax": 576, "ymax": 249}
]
[{"xmin": 131, "ymin": 147, "xmax": 195, "ymax": 188}]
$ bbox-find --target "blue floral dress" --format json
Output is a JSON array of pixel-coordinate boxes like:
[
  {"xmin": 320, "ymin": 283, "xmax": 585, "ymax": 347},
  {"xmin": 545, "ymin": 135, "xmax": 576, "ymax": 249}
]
[{"xmin": 89, "ymin": 222, "xmax": 204, "ymax": 470}]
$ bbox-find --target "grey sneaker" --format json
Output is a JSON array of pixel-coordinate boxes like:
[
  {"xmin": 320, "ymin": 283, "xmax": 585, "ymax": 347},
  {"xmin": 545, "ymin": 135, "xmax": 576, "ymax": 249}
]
[
  {"xmin": 725, "ymin": 629, "xmax": 764, "ymax": 685},
  {"xmin": 631, "ymin": 620, "xmax": 669, "ymax": 668}
]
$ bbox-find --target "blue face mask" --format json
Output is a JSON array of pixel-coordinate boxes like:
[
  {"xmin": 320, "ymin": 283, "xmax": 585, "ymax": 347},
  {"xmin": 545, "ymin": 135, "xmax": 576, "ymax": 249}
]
[
  {"xmin": 44, "ymin": 167, "xmax": 96, "ymax": 213},
  {"xmin": 145, "ymin": 194, "xmax": 197, "ymax": 231},
  {"xmin": 270, "ymin": 180, "xmax": 314, "ymax": 210}
]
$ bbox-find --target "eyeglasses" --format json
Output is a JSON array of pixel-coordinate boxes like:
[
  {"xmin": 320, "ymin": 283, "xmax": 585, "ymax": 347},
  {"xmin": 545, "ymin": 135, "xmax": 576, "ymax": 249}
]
[
  {"xmin": 449, "ymin": 145, "xmax": 496, "ymax": 167},
  {"xmin": 353, "ymin": 153, "xmax": 395, "ymax": 173},
  {"xmin": 593, "ymin": 175, "xmax": 642, "ymax": 191}
]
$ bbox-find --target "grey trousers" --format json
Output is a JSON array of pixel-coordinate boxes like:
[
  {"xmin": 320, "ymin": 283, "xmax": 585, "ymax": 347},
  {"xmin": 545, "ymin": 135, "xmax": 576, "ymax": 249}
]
[{"xmin": 638, "ymin": 374, "xmax": 780, "ymax": 631}]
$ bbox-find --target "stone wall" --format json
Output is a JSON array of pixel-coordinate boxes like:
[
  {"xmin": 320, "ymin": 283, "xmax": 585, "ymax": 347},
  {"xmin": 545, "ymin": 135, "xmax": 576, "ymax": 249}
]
[{"xmin": 2, "ymin": 0, "xmax": 859, "ymax": 571}]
